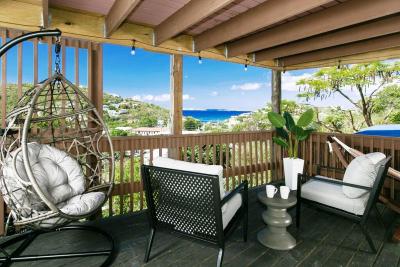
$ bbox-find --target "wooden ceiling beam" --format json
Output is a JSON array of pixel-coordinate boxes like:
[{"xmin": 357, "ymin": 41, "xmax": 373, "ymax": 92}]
[
  {"xmin": 194, "ymin": 0, "xmax": 331, "ymax": 52},
  {"xmin": 278, "ymin": 33, "xmax": 400, "ymax": 67},
  {"xmin": 41, "ymin": 0, "xmax": 49, "ymax": 28},
  {"xmin": 227, "ymin": 0, "xmax": 400, "ymax": 57},
  {"xmin": 255, "ymin": 15, "xmax": 400, "ymax": 62},
  {"xmin": 105, "ymin": 0, "xmax": 141, "ymax": 37},
  {"xmin": 154, "ymin": 0, "xmax": 235, "ymax": 46}
]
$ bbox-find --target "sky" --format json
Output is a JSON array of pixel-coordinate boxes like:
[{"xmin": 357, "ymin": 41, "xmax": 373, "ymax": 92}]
[{"xmin": 1, "ymin": 41, "xmax": 366, "ymax": 111}]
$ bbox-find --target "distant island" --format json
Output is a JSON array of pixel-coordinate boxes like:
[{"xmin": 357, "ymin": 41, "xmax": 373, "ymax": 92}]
[{"xmin": 183, "ymin": 109, "xmax": 250, "ymax": 123}]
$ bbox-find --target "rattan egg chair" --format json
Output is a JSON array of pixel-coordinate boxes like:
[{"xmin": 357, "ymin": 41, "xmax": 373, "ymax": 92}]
[{"xmin": 0, "ymin": 33, "xmax": 115, "ymax": 266}]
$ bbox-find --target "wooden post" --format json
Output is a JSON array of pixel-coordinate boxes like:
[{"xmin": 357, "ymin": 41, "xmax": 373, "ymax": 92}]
[
  {"xmin": 0, "ymin": 29, "xmax": 6, "ymax": 235},
  {"xmin": 271, "ymin": 69, "xmax": 282, "ymax": 180},
  {"xmin": 271, "ymin": 69, "xmax": 282, "ymax": 114},
  {"xmin": 88, "ymin": 43, "xmax": 103, "ymax": 219},
  {"xmin": 88, "ymin": 43, "xmax": 103, "ymax": 116},
  {"xmin": 169, "ymin": 54, "xmax": 183, "ymax": 159}
]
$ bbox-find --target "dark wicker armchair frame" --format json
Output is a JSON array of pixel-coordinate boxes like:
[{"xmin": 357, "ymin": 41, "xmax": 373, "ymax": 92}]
[
  {"xmin": 296, "ymin": 157, "xmax": 391, "ymax": 253},
  {"xmin": 141, "ymin": 165, "xmax": 248, "ymax": 267}
]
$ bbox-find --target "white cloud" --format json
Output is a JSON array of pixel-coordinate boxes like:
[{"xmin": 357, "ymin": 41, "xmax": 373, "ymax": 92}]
[
  {"xmin": 282, "ymin": 72, "xmax": 313, "ymax": 92},
  {"xmin": 143, "ymin": 94, "xmax": 155, "ymax": 101},
  {"xmin": 231, "ymin": 82, "xmax": 265, "ymax": 91},
  {"xmin": 183, "ymin": 94, "xmax": 195, "ymax": 100},
  {"xmin": 154, "ymin": 94, "xmax": 170, "ymax": 102},
  {"xmin": 210, "ymin": 91, "xmax": 218, "ymax": 96},
  {"xmin": 129, "ymin": 95, "xmax": 141, "ymax": 101}
]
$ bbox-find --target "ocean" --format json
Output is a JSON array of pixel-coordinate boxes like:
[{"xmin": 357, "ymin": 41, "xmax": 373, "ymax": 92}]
[{"xmin": 183, "ymin": 109, "xmax": 250, "ymax": 123}]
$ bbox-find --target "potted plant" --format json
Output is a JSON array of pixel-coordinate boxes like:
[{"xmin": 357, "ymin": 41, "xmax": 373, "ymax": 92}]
[{"xmin": 267, "ymin": 109, "xmax": 314, "ymax": 190}]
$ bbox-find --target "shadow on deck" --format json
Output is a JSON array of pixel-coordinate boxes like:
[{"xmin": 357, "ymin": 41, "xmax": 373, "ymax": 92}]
[{"xmin": 3, "ymin": 187, "xmax": 400, "ymax": 267}]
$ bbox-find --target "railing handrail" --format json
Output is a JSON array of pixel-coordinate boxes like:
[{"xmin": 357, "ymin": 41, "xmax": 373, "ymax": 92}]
[{"xmin": 109, "ymin": 130, "xmax": 274, "ymax": 141}]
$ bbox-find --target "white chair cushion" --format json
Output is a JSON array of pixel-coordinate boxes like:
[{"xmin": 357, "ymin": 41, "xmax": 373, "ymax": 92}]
[
  {"xmin": 57, "ymin": 192, "xmax": 105, "ymax": 216},
  {"xmin": 2, "ymin": 143, "xmax": 86, "ymax": 213},
  {"xmin": 153, "ymin": 157, "xmax": 225, "ymax": 199},
  {"xmin": 222, "ymin": 193, "xmax": 242, "ymax": 229},
  {"xmin": 342, "ymin": 152, "xmax": 385, "ymax": 198},
  {"xmin": 34, "ymin": 192, "xmax": 105, "ymax": 228},
  {"xmin": 301, "ymin": 176, "xmax": 369, "ymax": 215}
]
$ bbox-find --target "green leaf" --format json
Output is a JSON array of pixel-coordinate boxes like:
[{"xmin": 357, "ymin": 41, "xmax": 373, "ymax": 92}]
[
  {"xmin": 293, "ymin": 126, "xmax": 305, "ymax": 138},
  {"xmin": 272, "ymin": 137, "xmax": 289, "ymax": 148},
  {"xmin": 283, "ymin": 112, "xmax": 295, "ymax": 131},
  {"xmin": 296, "ymin": 128, "xmax": 314, "ymax": 141},
  {"xmin": 267, "ymin": 112, "xmax": 286, "ymax": 128},
  {"xmin": 276, "ymin": 127, "xmax": 289, "ymax": 140},
  {"xmin": 297, "ymin": 109, "xmax": 314, "ymax": 127}
]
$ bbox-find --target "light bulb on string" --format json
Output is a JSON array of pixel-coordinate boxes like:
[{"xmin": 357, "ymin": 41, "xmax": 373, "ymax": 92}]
[
  {"xmin": 244, "ymin": 63, "xmax": 248, "ymax": 72},
  {"xmin": 198, "ymin": 55, "xmax": 202, "ymax": 64},
  {"xmin": 130, "ymin": 40, "xmax": 136, "ymax": 56}
]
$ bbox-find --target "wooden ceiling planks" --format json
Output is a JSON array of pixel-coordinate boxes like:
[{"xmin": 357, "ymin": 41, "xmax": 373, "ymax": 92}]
[
  {"xmin": 227, "ymin": 0, "xmax": 400, "ymax": 57},
  {"xmin": 3, "ymin": 0, "xmax": 399, "ymax": 69}
]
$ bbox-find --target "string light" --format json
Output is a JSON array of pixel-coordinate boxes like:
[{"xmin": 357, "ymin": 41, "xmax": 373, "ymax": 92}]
[
  {"xmin": 130, "ymin": 40, "xmax": 136, "ymax": 56},
  {"xmin": 244, "ymin": 62, "xmax": 248, "ymax": 71},
  {"xmin": 198, "ymin": 54, "xmax": 202, "ymax": 64}
]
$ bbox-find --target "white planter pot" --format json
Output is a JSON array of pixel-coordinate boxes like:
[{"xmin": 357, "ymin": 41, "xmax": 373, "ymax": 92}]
[{"xmin": 283, "ymin": 158, "xmax": 304, "ymax": 190}]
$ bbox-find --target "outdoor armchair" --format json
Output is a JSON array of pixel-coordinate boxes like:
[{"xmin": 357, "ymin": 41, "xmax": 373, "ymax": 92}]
[
  {"xmin": 141, "ymin": 157, "xmax": 248, "ymax": 267},
  {"xmin": 296, "ymin": 154, "xmax": 391, "ymax": 253}
]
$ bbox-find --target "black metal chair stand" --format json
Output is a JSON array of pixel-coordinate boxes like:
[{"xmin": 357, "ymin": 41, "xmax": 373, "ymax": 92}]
[
  {"xmin": 0, "ymin": 225, "xmax": 116, "ymax": 267},
  {"xmin": 296, "ymin": 157, "xmax": 391, "ymax": 253},
  {"xmin": 141, "ymin": 165, "xmax": 248, "ymax": 267}
]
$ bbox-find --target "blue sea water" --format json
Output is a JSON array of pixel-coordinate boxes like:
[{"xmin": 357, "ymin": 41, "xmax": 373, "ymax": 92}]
[{"xmin": 183, "ymin": 109, "xmax": 250, "ymax": 123}]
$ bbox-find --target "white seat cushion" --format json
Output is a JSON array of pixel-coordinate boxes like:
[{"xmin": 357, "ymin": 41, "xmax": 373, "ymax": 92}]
[
  {"xmin": 57, "ymin": 192, "xmax": 105, "ymax": 216},
  {"xmin": 301, "ymin": 176, "xmax": 369, "ymax": 215},
  {"xmin": 1, "ymin": 143, "xmax": 95, "ymax": 222},
  {"xmin": 32, "ymin": 192, "xmax": 105, "ymax": 228},
  {"xmin": 153, "ymin": 157, "xmax": 225, "ymax": 199},
  {"xmin": 342, "ymin": 152, "xmax": 385, "ymax": 198},
  {"xmin": 3, "ymin": 143, "xmax": 85, "ymax": 206},
  {"xmin": 222, "ymin": 192, "xmax": 242, "ymax": 229}
]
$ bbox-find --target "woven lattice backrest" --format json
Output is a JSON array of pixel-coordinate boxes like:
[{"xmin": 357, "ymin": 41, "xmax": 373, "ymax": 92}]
[{"xmin": 142, "ymin": 165, "xmax": 222, "ymax": 242}]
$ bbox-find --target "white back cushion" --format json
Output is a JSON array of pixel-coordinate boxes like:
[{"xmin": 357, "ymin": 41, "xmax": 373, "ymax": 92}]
[
  {"xmin": 342, "ymin": 152, "xmax": 385, "ymax": 199},
  {"xmin": 152, "ymin": 157, "xmax": 225, "ymax": 199},
  {"xmin": 2, "ymin": 143, "xmax": 85, "ymax": 209}
]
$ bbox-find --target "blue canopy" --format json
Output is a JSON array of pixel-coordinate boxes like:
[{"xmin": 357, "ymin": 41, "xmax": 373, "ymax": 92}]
[{"xmin": 356, "ymin": 124, "xmax": 400, "ymax": 137}]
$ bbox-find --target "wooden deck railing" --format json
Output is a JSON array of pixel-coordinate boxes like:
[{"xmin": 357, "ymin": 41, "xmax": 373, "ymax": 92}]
[{"xmin": 100, "ymin": 131, "xmax": 400, "ymax": 217}]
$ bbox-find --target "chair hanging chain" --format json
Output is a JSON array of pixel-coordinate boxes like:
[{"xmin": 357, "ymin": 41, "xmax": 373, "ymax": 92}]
[{"xmin": 55, "ymin": 36, "xmax": 61, "ymax": 74}]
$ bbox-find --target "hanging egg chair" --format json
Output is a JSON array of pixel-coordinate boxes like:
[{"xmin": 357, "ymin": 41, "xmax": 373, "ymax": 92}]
[
  {"xmin": 0, "ymin": 37, "xmax": 114, "ymax": 230},
  {"xmin": 0, "ymin": 30, "xmax": 116, "ymax": 266}
]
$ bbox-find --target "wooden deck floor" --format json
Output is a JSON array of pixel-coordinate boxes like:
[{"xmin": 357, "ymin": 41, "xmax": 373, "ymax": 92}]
[{"xmin": 3, "ymin": 187, "xmax": 400, "ymax": 267}]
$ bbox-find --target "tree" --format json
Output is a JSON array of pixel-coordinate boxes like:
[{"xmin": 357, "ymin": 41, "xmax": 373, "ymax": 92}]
[
  {"xmin": 110, "ymin": 129, "xmax": 128, "ymax": 136},
  {"xmin": 139, "ymin": 116, "xmax": 158, "ymax": 127},
  {"xmin": 371, "ymin": 84, "xmax": 400, "ymax": 123},
  {"xmin": 184, "ymin": 116, "xmax": 202, "ymax": 131},
  {"xmin": 297, "ymin": 61, "xmax": 400, "ymax": 127},
  {"xmin": 315, "ymin": 107, "xmax": 364, "ymax": 133}
]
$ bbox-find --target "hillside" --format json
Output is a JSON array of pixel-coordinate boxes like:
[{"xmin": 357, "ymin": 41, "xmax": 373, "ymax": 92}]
[{"xmin": 103, "ymin": 93, "xmax": 169, "ymax": 135}]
